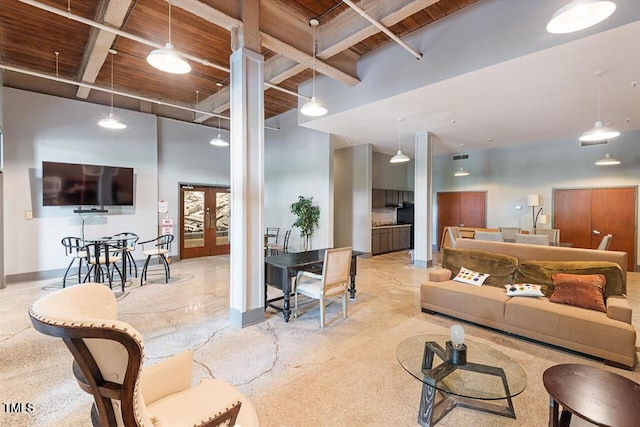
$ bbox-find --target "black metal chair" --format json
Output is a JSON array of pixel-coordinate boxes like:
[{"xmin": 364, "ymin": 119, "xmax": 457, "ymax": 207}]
[
  {"xmin": 82, "ymin": 241, "xmax": 125, "ymax": 291},
  {"xmin": 139, "ymin": 234, "xmax": 174, "ymax": 285},
  {"xmin": 61, "ymin": 237, "xmax": 87, "ymax": 287},
  {"xmin": 110, "ymin": 232, "xmax": 139, "ymax": 278}
]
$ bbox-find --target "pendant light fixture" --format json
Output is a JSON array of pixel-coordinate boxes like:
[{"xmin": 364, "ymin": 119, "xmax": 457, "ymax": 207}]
[
  {"xmin": 546, "ymin": 0, "xmax": 616, "ymax": 34},
  {"xmin": 390, "ymin": 118, "xmax": 410, "ymax": 163},
  {"xmin": 301, "ymin": 19, "xmax": 327, "ymax": 117},
  {"xmin": 454, "ymin": 167, "xmax": 470, "ymax": 177},
  {"xmin": 580, "ymin": 70, "xmax": 620, "ymax": 142},
  {"xmin": 146, "ymin": 2, "xmax": 191, "ymax": 74},
  {"xmin": 595, "ymin": 152, "xmax": 621, "ymax": 165},
  {"xmin": 210, "ymin": 83, "xmax": 229, "ymax": 147},
  {"xmin": 98, "ymin": 49, "xmax": 126, "ymax": 130}
]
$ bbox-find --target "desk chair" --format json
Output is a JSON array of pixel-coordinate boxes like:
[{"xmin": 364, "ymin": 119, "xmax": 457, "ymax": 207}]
[
  {"xmin": 61, "ymin": 237, "xmax": 87, "ymax": 287},
  {"xmin": 294, "ymin": 247, "xmax": 352, "ymax": 328},
  {"xmin": 29, "ymin": 283, "xmax": 259, "ymax": 426},
  {"xmin": 139, "ymin": 234, "xmax": 174, "ymax": 285}
]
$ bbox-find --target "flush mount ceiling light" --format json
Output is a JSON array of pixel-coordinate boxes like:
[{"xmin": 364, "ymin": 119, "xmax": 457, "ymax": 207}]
[
  {"xmin": 210, "ymin": 82, "xmax": 229, "ymax": 147},
  {"xmin": 146, "ymin": 3, "xmax": 191, "ymax": 74},
  {"xmin": 390, "ymin": 118, "xmax": 410, "ymax": 163},
  {"xmin": 580, "ymin": 70, "xmax": 620, "ymax": 142},
  {"xmin": 454, "ymin": 167, "xmax": 470, "ymax": 177},
  {"xmin": 98, "ymin": 50, "xmax": 126, "ymax": 130},
  {"xmin": 301, "ymin": 19, "xmax": 327, "ymax": 117},
  {"xmin": 546, "ymin": 0, "xmax": 616, "ymax": 34},
  {"xmin": 595, "ymin": 152, "xmax": 621, "ymax": 165}
]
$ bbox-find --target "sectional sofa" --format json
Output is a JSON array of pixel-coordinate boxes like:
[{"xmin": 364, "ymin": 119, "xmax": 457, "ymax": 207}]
[{"xmin": 422, "ymin": 239, "xmax": 636, "ymax": 369}]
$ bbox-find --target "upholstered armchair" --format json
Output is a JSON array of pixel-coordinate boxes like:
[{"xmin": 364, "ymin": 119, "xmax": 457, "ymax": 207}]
[{"xmin": 29, "ymin": 283, "xmax": 259, "ymax": 426}]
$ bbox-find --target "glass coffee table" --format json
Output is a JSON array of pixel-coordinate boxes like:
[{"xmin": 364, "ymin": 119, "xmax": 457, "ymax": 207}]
[{"xmin": 397, "ymin": 334, "xmax": 527, "ymax": 426}]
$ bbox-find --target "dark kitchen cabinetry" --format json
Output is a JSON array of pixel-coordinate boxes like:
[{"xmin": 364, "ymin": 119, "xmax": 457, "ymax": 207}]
[
  {"xmin": 372, "ymin": 189, "xmax": 414, "ymax": 208},
  {"xmin": 371, "ymin": 225, "xmax": 411, "ymax": 255}
]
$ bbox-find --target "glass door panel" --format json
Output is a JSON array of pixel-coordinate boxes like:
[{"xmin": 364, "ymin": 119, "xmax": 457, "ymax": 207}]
[
  {"xmin": 181, "ymin": 185, "xmax": 231, "ymax": 259},
  {"xmin": 183, "ymin": 189, "xmax": 205, "ymax": 249}
]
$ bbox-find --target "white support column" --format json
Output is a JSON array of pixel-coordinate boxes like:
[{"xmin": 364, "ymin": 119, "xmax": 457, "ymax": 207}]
[
  {"xmin": 413, "ymin": 131, "xmax": 433, "ymax": 268},
  {"xmin": 229, "ymin": 46, "xmax": 266, "ymax": 327}
]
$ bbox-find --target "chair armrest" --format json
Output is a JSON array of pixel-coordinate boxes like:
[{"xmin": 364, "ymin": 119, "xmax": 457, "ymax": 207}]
[
  {"xmin": 606, "ymin": 295, "xmax": 632, "ymax": 324},
  {"xmin": 140, "ymin": 350, "xmax": 194, "ymax": 405},
  {"xmin": 429, "ymin": 268, "xmax": 452, "ymax": 282}
]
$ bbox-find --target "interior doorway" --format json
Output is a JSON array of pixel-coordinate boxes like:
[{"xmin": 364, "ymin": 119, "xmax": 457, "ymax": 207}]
[
  {"xmin": 436, "ymin": 191, "xmax": 487, "ymax": 250},
  {"xmin": 180, "ymin": 185, "xmax": 230, "ymax": 259},
  {"xmin": 554, "ymin": 186, "xmax": 637, "ymax": 271}
]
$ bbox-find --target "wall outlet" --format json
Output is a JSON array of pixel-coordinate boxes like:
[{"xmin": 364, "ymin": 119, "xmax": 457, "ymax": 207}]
[{"xmin": 25, "ymin": 210, "xmax": 33, "ymax": 220}]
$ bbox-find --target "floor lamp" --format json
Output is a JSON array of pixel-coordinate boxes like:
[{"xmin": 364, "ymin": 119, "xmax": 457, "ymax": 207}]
[{"xmin": 527, "ymin": 194, "xmax": 543, "ymax": 233}]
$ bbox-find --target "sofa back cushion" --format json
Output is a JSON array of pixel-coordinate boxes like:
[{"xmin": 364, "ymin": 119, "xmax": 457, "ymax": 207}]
[
  {"xmin": 514, "ymin": 260, "xmax": 625, "ymax": 298},
  {"xmin": 442, "ymin": 248, "xmax": 518, "ymax": 288}
]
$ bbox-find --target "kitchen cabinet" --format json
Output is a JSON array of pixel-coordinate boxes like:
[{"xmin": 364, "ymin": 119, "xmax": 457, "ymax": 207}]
[
  {"xmin": 371, "ymin": 225, "xmax": 411, "ymax": 255},
  {"xmin": 372, "ymin": 189, "xmax": 414, "ymax": 208},
  {"xmin": 372, "ymin": 189, "xmax": 386, "ymax": 208}
]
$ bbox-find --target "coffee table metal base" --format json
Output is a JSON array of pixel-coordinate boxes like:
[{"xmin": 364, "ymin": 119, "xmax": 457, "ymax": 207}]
[{"xmin": 418, "ymin": 341, "xmax": 516, "ymax": 426}]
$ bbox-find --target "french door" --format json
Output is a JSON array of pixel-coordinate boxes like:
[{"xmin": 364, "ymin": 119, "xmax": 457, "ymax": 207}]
[
  {"xmin": 180, "ymin": 185, "xmax": 230, "ymax": 259},
  {"xmin": 554, "ymin": 187, "xmax": 636, "ymax": 271}
]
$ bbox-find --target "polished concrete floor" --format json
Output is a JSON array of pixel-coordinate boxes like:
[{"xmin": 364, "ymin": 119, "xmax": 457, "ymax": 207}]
[{"xmin": 1, "ymin": 252, "xmax": 639, "ymax": 427}]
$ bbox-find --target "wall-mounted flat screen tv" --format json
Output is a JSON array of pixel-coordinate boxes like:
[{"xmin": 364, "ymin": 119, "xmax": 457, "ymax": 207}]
[{"xmin": 42, "ymin": 161, "xmax": 134, "ymax": 206}]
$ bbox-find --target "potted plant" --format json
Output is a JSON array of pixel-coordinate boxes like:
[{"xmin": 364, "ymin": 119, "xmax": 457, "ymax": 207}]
[{"xmin": 290, "ymin": 196, "xmax": 320, "ymax": 251}]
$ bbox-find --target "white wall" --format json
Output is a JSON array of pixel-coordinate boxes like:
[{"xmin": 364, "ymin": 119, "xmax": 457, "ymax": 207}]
[
  {"xmin": 265, "ymin": 110, "xmax": 333, "ymax": 252},
  {"xmin": 432, "ymin": 131, "xmax": 640, "ymax": 266},
  {"xmin": 3, "ymin": 88, "xmax": 158, "ymax": 278},
  {"xmin": 157, "ymin": 117, "xmax": 230, "ymax": 253},
  {"xmin": 372, "ymin": 151, "xmax": 412, "ymax": 190}
]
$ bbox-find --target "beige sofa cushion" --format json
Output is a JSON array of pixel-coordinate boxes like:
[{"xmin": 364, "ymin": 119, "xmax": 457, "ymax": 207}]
[
  {"xmin": 442, "ymin": 248, "xmax": 518, "ymax": 288},
  {"xmin": 513, "ymin": 260, "xmax": 625, "ymax": 297}
]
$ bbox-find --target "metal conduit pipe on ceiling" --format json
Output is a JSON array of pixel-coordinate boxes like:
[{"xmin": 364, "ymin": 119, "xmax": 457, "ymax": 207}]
[{"xmin": 18, "ymin": 0, "xmax": 311, "ymax": 101}]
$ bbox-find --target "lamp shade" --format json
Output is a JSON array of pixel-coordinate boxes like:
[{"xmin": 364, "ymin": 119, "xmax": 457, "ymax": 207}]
[
  {"xmin": 390, "ymin": 150, "xmax": 410, "ymax": 163},
  {"xmin": 579, "ymin": 120, "xmax": 620, "ymax": 142},
  {"xmin": 98, "ymin": 113, "xmax": 126, "ymax": 130},
  {"xmin": 527, "ymin": 194, "xmax": 540, "ymax": 207},
  {"xmin": 300, "ymin": 97, "xmax": 327, "ymax": 117},
  {"xmin": 546, "ymin": 0, "xmax": 616, "ymax": 34},
  {"xmin": 209, "ymin": 133, "xmax": 229, "ymax": 147},
  {"xmin": 595, "ymin": 153, "xmax": 621, "ymax": 165},
  {"xmin": 147, "ymin": 43, "xmax": 191, "ymax": 74},
  {"xmin": 537, "ymin": 214, "xmax": 548, "ymax": 225}
]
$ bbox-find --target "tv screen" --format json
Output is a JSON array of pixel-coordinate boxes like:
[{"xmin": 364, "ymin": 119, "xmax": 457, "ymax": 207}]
[{"xmin": 42, "ymin": 161, "xmax": 134, "ymax": 207}]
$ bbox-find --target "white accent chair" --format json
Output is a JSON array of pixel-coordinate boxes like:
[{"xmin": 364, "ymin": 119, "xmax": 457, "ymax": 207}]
[
  {"xmin": 29, "ymin": 283, "xmax": 259, "ymax": 426},
  {"xmin": 597, "ymin": 234, "xmax": 613, "ymax": 250},
  {"xmin": 294, "ymin": 247, "xmax": 352, "ymax": 328},
  {"xmin": 498, "ymin": 227, "xmax": 521, "ymax": 241},
  {"xmin": 534, "ymin": 228, "xmax": 560, "ymax": 244},
  {"xmin": 474, "ymin": 231, "xmax": 504, "ymax": 242},
  {"xmin": 515, "ymin": 233, "xmax": 549, "ymax": 245}
]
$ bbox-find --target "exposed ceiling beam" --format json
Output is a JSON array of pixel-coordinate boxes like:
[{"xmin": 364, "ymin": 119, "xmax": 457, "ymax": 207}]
[
  {"xmin": 76, "ymin": 0, "xmax": 133, "ymax": 99},
  {"xmin": 170, "ymin": 0, "xmax": 242, "ymax": 31},
  {"xmin": 317, "ymin": 0, "xmax": 438, "ymax": 59}
]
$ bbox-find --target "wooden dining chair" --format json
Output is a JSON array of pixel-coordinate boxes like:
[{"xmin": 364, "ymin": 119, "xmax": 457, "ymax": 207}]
[{"xmin": 294, "ymin": 247, "xmax": 353, "ymax": 328}]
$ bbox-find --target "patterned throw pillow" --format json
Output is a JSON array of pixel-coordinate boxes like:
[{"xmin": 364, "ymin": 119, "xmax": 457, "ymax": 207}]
[
  {"xmin": 505, "ymin": 283, "xmax": 544, "ymax": 297},
  {"xmin": 453, "ymin": 267, "xmax": 489, "ymax": 286}
]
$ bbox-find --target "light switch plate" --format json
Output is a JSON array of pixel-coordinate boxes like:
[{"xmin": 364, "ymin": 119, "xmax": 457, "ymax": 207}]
[{"xmin": 25, "ymin": 210, "xmax": 33, "ymax": 220}]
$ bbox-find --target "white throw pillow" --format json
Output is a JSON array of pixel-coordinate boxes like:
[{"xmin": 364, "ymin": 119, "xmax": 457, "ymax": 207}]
[
  {"xmin": 505, "ymin": 283, "xmax": 544, "ymax": 297},
  {"xmin": 453, "ymin": 267, "xmax": 489, "ymax": 286}
]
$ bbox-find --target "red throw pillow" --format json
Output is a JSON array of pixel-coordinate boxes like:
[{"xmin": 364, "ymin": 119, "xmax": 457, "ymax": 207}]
[{"xmin": 549, "ymin": 273, "xmax": 606, "ymax": 312}]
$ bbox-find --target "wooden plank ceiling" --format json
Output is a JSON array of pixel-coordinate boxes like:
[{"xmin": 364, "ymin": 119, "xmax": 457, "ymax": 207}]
[{"xmin": 0, "ymin": 0, "xmax": 478, "ymax": 127}]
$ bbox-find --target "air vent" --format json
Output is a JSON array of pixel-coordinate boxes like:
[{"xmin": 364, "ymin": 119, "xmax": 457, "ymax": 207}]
[
  {"xmin": 581, "ymin": 140, "xmax": 608, "ymax": 147},
  {"xmin": 452, "ymin": 154, "xmax": 469, "ymax": 160}
]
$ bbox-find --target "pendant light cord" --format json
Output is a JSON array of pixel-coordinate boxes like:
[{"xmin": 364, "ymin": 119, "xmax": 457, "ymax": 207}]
[
  {"xmin": 596, "ymin": 72, "xmax": 601, "ymax": 121},
  {"xmin": 312, "ymin": 23, "xmax": 317, "ymax": 98},
  {"xmin": 110, "ymin": 52, "xmax": 114, "ymax": 113},
  {"xmin": 168, "ymin": 2, "xmax": 172, "ymax": 44}
]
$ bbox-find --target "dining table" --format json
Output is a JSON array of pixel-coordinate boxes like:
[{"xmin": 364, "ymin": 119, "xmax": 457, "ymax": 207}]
[{"xmin": 264, "ymin": 248, "xmax": 364, "ymax": 322}]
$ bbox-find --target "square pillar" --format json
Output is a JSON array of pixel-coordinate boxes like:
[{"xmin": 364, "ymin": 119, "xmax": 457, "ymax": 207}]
[{"xmin": 229, "ymin": 47, "xmax": 266, "ymax": 327}]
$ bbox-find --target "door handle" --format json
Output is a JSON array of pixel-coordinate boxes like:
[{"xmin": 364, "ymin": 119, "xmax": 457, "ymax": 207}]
[
  {"xmin": 459, "ymin": 223, "xmax": 465, "ymax": 227},
  {"xmin": 592, "ymin": 229, "xmax": 601, "ymax": 236}
]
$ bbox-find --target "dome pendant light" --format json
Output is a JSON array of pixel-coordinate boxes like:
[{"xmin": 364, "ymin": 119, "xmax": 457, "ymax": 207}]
[
  {"xmin": 146, "ymin": 3, "xmax": 191, "ymax": 74},
  {"xmin": 546, "ymin": 0, "xmax": 616, "ymax": 34},
  {"xmin": 595, "ymin": 152, "xmax": 621, "ymax": 165},
  {"xmin": 580, "ymin": 70, "xmax": 619, "ymax": 142},
  {"xmin": 301, "ymin": 19, "xmax": 327, "ymax": 117},
  {"xmin": 390, "ymin": 118, "xmax": 410, "ymax": 163},
  {"xmin": 98, "ymin": 50, "xmax": 126, "ymax": 130},
  {"xmin": 210, "ymin": 82, "xmax": 229, "ymax": 147}
]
